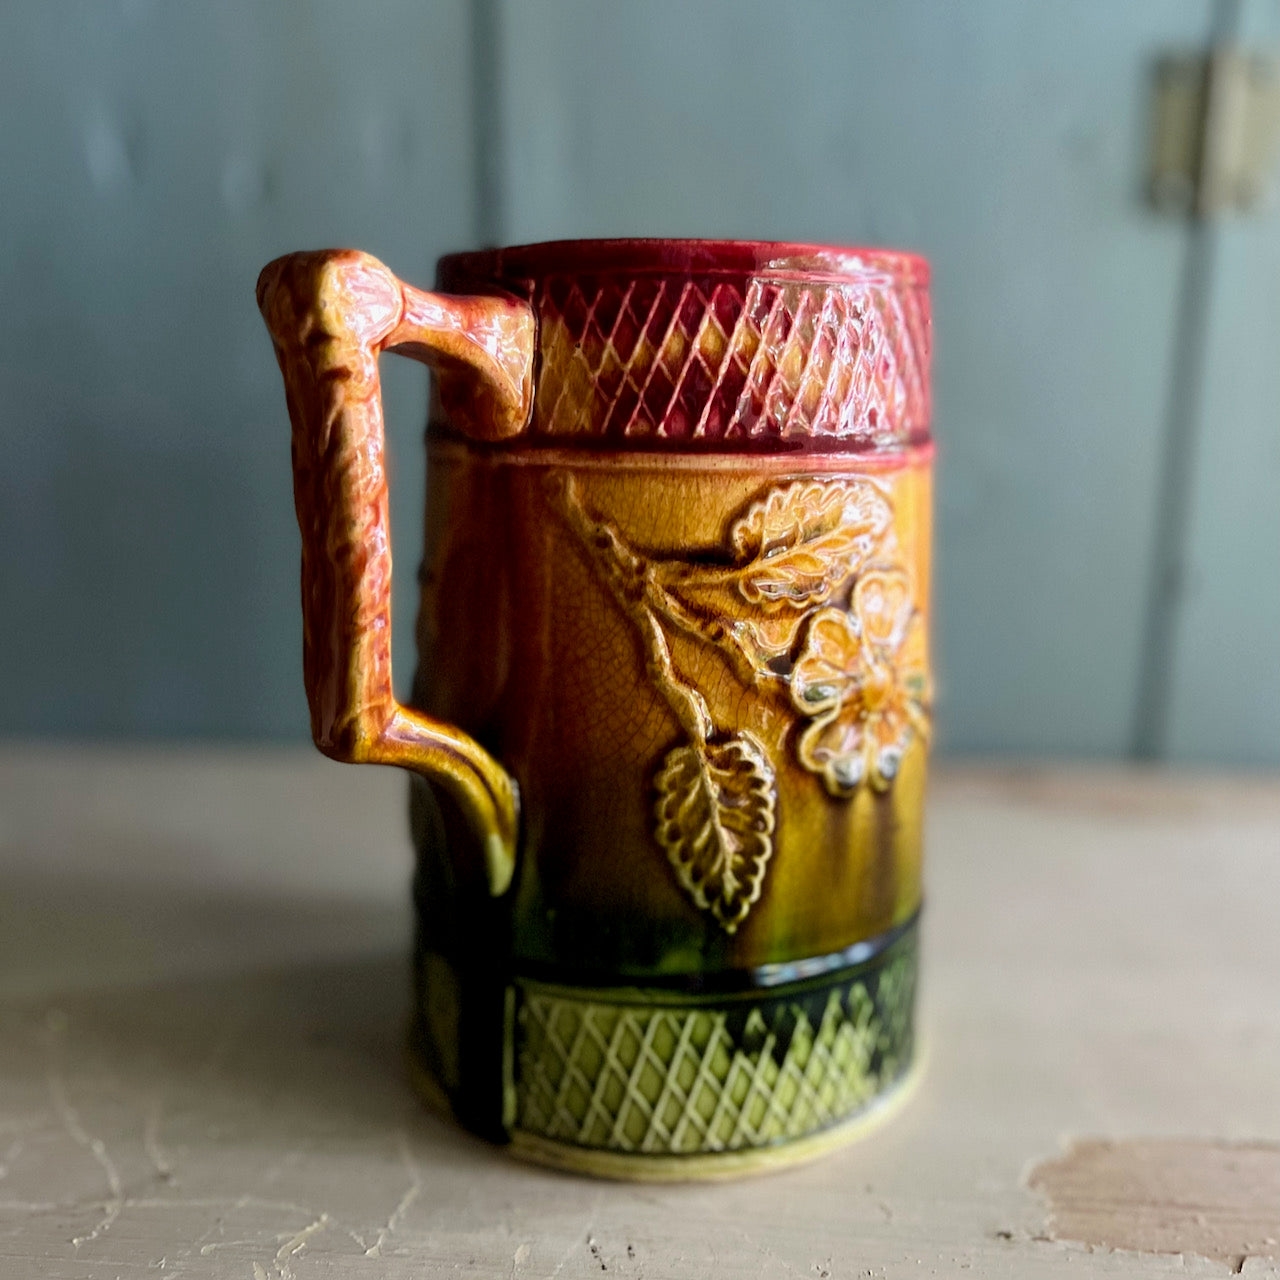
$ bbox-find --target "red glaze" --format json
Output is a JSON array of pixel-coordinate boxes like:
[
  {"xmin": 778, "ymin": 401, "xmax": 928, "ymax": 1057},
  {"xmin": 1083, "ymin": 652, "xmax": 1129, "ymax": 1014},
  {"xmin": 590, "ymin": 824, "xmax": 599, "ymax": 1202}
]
[{"xmin": 437, "ymin": 239, "xmax": 931, "ymax": 453}]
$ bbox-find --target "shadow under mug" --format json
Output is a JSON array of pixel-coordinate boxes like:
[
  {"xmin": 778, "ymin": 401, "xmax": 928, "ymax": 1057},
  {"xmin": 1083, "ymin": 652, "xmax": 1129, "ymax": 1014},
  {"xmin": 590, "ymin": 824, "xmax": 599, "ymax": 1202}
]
[{"xmin": 258, "ymin": 238, "xmax": 933, "ymax": 1179}]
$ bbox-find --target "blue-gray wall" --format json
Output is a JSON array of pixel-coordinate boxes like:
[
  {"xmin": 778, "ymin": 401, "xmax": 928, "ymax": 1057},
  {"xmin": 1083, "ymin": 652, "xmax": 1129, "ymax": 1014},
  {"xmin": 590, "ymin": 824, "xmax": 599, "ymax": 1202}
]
[{"xmin": 2, "ymin": 0, "xmax": 1277, "ymax": 763}]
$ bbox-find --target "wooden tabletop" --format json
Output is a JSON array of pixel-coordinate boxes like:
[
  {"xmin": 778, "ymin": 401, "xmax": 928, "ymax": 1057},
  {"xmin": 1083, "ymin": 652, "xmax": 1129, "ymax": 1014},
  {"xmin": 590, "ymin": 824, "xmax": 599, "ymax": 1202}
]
[{"xmin": 2, "ymin": 746, "xmax": 1278, "ymax": 1278}]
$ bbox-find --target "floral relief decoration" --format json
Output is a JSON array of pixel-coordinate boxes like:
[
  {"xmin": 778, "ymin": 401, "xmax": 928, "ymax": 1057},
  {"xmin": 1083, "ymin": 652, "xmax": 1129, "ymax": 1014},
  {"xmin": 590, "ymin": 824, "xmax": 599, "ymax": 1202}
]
[
  {"xmin": 551, "ymin": 474, "xmax": 930, "ymax": 934},
  {"xmin": 790, "ymin": 571, "xmax": 930, "ymax": 795}
]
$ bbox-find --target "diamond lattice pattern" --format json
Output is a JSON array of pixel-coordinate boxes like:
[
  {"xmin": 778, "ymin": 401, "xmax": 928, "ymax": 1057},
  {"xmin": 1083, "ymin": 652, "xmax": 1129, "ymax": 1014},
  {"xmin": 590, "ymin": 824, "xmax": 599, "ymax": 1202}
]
[
  {"xmin": 533, "ymin": 274, "xmax": 930, "ymax": 447},
  {"xmin": 515, "ymin": 957, "xmax": 913, "ymax": 1155}
]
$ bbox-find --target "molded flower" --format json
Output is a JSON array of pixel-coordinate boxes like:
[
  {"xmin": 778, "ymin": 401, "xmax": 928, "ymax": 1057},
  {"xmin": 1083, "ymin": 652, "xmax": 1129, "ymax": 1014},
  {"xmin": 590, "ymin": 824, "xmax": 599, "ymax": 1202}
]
[{"xmin": 789, "ymin": 568, "xmax": 930, "ymax": 794}]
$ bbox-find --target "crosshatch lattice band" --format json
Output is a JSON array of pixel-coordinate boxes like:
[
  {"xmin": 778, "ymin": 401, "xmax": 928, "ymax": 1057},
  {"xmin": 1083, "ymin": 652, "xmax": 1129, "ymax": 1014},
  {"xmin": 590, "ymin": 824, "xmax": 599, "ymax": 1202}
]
[
  {"xmin": 512, "ymin": 935, "xmax": 916, "ymax": 1156},
  {"xmin": 531, "ymin": 274, "xmax": 930, "ymax": 446}
]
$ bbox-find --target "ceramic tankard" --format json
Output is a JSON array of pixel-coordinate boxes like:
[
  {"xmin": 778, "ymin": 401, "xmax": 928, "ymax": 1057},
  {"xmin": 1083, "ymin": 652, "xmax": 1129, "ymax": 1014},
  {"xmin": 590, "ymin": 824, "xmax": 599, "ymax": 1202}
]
[{"xmin": 257, "ymin": 239, "xmax": 932, "ymax": 1178}]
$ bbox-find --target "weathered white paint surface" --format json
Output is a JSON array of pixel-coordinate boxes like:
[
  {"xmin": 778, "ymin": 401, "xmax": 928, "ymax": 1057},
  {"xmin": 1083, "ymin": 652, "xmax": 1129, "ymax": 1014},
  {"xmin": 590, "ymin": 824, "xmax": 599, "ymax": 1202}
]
[{"xmin": 1, "ymin": 746, "xmax": 1278, "ymax": 1277}]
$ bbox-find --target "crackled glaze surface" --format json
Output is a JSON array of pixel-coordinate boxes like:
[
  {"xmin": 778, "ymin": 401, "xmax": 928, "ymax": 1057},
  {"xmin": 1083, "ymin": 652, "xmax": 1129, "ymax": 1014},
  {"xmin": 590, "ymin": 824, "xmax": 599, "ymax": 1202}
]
[
  {"xmin": 260, "ymin": 239, "xmax": 932, "ymax": 1175},
  {"xmin": 414, "ymin": 447, "xmax": 932, "ymax": 978}
]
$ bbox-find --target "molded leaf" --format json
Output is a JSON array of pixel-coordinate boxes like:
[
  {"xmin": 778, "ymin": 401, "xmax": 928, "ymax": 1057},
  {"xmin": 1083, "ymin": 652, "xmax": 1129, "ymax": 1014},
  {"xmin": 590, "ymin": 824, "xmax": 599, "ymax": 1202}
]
[
  {"xmin": 653, "ymin": 733, "xmax": 777, "ymax": 933},
  {"xmin": 728, "ymin": 480, "xmax": 893, "ymax": 607}
]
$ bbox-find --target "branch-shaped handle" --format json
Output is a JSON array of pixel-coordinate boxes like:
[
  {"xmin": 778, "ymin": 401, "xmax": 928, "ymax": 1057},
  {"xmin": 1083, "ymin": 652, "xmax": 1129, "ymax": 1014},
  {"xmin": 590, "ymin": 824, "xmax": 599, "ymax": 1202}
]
[{"xmin": 257, "ymin": 249, "xmax": 535, "ymax": 894}]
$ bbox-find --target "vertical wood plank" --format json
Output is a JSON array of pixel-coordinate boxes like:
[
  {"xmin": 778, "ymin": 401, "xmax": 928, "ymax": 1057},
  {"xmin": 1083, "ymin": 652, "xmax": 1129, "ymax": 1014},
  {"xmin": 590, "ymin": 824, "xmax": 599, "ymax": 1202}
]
[
  {"xmin": 494, "ymin": 0, "xmax": 1211, "ymax": 756},
  {"xmin": 0, "ymin": 1, "xmax": 477, "ymax": 735},
  {"xmin": 1165, "ymin": 2, "xmax": 1280, "ymax": 764}
]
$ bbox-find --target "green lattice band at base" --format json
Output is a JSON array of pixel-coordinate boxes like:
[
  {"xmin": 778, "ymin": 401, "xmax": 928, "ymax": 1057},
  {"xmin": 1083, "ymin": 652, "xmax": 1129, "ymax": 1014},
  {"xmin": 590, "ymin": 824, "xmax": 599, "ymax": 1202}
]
[{"xmin": 510, "ymin": 925, "xmax": 917, "ymax": 1167}]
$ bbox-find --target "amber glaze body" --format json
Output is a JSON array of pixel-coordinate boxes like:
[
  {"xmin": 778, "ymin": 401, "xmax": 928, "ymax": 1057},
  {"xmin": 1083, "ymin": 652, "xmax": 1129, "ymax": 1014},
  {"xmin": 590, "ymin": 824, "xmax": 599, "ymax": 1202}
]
[{"xmin": 258, "ymin": 239, "xmax": 932, "ymax": 1178}]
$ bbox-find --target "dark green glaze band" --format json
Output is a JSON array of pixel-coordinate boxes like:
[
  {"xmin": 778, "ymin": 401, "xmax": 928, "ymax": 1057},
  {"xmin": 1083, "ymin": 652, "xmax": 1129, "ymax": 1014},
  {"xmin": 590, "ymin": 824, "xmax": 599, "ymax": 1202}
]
[{"xmin": 514, "ymin": 910, "xmax": 921, "ymax": 994}]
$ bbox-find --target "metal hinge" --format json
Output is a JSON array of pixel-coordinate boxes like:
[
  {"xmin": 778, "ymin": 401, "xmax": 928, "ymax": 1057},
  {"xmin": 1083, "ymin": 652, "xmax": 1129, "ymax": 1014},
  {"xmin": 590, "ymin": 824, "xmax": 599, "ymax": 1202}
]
[{"xmin": 1149, "ymin": 49, "xmax": 1280, "ymax": 217}]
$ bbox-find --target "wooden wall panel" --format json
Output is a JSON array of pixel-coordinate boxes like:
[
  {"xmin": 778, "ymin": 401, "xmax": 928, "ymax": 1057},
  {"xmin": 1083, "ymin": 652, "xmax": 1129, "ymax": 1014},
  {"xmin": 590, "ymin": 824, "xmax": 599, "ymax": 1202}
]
[
  {"xmin": 0, "ymin": 1, "xmax": 477, "ymax": 734},
  {"xmin": 10, "ymin": 0, "xmax": 1273, "ymax": 764},
  {"xmin": 1165, "ymin": 2, "xmax": 1280, "ymax": 764}
]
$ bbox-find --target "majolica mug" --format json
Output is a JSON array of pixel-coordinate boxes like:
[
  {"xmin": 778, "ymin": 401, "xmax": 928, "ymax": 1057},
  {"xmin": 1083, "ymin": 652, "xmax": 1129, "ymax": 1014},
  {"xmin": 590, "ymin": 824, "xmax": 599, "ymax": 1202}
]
[{"xmin": 257, "ymin": 239, "xmax": 932, "ymax": 1179}]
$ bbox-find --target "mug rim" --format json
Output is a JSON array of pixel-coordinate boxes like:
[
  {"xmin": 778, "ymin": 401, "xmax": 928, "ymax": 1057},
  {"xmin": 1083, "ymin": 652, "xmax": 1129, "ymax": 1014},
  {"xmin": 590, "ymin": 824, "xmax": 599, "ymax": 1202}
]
[{"xmin": 438, "ymin": 237, "xmax": 928, "ymax": 286}]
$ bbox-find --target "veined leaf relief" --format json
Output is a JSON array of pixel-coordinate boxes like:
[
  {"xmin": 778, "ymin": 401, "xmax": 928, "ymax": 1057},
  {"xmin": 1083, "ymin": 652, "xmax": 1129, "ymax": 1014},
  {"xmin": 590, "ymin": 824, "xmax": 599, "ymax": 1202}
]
[
  {"xmin": 654, "ymin": 734, "xmax": 776, "ymax": 933},
  {"xmin": 728, "ymin": 479, "xmax": 893, "ymax": 607},
  {"xmin": 550, "ymin": 474, "xmax": 930, "ymax": 933}
]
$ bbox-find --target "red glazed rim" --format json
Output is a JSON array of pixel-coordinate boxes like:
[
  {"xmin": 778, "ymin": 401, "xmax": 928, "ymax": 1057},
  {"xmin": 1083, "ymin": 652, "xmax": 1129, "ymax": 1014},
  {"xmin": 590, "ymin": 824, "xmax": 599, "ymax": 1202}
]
[{"xmin": 438, "ymin": 237, "xmax": 928, "ymax": 287}]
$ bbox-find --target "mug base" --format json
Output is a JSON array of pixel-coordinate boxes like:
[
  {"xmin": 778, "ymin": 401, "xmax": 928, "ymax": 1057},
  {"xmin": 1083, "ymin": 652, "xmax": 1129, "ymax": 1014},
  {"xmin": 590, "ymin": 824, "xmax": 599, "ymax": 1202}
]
[
  {"xmin": 406, "ymin": 1039, "xmax": 924, "ymax": 1183},
  {"xmin": 409, "ymin": 918, "xmax": 919, "ymax": 1181},
  {"xmin": 506, "ymin": 1052, "xmax": 923, "ymax": 1182}
]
